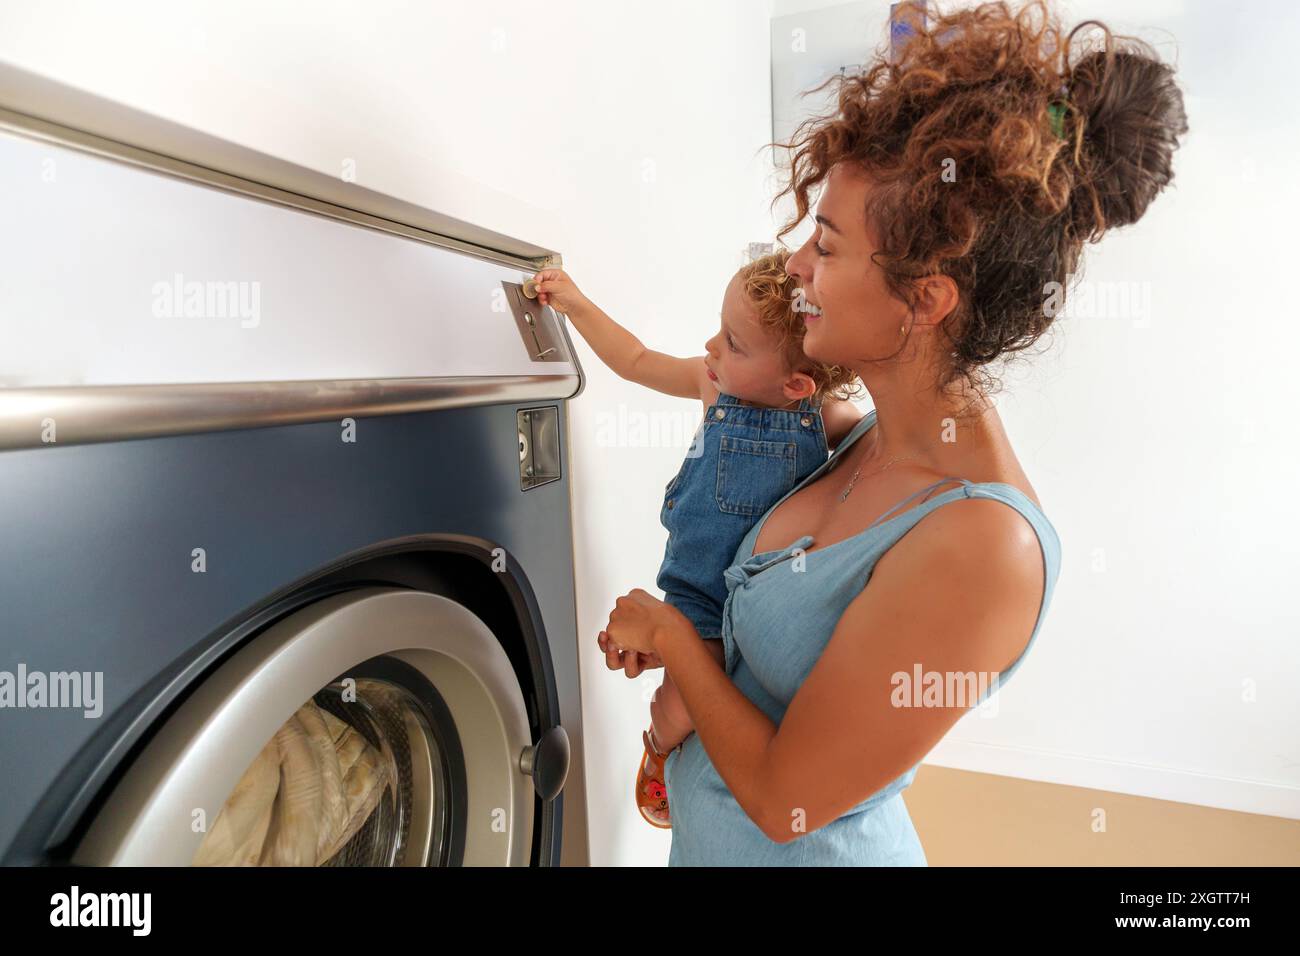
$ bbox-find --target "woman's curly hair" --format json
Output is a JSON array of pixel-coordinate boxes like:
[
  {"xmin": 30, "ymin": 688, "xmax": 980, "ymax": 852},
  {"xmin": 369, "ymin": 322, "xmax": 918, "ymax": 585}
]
[
  {"xmin": 770, "ymin": 0, "xmax": 1188, "ymax": 400},
  {"xmin": 738, "ymin": 249, "xmax": 864, "ymax": 405}
]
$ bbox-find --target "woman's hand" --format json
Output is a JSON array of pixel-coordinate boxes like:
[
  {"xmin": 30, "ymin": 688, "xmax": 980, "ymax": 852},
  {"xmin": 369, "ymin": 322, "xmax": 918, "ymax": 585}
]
[
  {"xmin": 597, "ymin": 630, "xmax": 663, "ymax": 677},
  {"xmin": 598, "ymin": 588, "xmax": 693, "ymax": 673}
]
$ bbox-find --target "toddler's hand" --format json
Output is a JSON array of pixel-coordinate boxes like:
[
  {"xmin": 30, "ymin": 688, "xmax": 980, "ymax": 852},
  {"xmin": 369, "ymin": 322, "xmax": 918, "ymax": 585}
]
[{"xmin": 530, "ymin": 268, "xmax": 590, "ymax": 316}]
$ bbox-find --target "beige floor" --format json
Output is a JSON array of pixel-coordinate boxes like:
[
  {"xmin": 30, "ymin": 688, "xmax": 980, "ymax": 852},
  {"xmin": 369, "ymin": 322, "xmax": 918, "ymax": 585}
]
[{"xmin": 905, "ymin": 764, "xmax": 1300, "ymax": 866}]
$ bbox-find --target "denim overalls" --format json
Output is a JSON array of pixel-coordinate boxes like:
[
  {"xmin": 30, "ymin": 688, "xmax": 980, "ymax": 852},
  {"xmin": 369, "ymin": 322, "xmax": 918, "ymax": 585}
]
[{"xmin": 655, "ymin": 391, "xmax": 829, "ymax": 640}]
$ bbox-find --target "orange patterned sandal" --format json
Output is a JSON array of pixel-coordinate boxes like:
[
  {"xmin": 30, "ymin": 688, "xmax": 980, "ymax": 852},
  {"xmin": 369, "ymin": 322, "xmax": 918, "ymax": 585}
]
[{"xmin": 636, "ymin": 728, "xmax": 672, "ymax": 828}]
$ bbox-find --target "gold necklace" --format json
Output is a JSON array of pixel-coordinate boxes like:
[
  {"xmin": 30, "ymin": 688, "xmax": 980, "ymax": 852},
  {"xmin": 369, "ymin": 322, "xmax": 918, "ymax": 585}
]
[{"xmin": 838, "ymin": 449, "xmax": 915, "ymax": 503}]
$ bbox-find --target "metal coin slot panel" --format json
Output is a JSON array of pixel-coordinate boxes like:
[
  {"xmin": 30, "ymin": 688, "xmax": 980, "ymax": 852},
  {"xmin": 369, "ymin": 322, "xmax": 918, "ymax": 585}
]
[{"xmin": 501, "ymin": 281, "xmax": 568, "ymax": 363}]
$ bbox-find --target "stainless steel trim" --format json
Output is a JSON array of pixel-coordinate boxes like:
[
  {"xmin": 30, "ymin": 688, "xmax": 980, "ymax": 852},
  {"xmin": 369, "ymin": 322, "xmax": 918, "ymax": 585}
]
[
  {"xmin": 0, "ymin": 375, "xmax": 581, "ymax": 450},
  {"xmin": 0, "ymin": 106, "xmax": 551, "ymax": 275},
  {"xmin": 0, "ymin": 62, "xmax": 562, "ymax": 274},
  {"xmin": 73, "ymin": 587, "xmax": 535, "ymax": 866},
  {"xmin": 0, "ymin": 63, "xmax": 588, "ymax": 447}
]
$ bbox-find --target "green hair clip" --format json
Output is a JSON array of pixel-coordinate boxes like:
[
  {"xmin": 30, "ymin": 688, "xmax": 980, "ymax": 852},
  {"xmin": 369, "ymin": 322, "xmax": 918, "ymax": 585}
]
[{"xmin": 1047, "ymin": 100, "xmax": 1068, "ymax": 140}]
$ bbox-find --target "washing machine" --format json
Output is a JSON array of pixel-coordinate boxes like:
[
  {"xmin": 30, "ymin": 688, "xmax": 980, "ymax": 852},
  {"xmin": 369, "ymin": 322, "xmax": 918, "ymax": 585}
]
[{"xmin": 0, "ymin": 63, "xmax": 589, "ymax": 866}]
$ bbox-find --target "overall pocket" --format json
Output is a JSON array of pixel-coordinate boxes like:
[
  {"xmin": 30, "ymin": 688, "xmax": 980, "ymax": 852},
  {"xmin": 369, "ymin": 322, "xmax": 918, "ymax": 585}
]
[{"xmin": 715, "ymin": 436, "xmax": 797, "ymax": 516}]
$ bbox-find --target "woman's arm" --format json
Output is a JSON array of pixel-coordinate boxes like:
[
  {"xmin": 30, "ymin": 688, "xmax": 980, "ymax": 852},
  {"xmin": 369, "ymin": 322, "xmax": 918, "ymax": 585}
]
[
  {"xmin": 654, "ymin": 497, "xmax": 1044, "ymax": 843},
  {"xmin": 649, "ymin": 638, "xmax": 725, "ymax": 752},
  {"xmin": 759, "ymin": 499, "xmax": 1045, "ymax": 841}
]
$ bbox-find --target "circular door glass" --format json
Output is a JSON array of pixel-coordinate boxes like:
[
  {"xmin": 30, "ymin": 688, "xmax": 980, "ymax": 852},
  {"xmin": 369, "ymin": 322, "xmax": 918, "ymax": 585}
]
[{"xmin": 192, "ymin": 673, "xmax": 446, "ymax": 866}]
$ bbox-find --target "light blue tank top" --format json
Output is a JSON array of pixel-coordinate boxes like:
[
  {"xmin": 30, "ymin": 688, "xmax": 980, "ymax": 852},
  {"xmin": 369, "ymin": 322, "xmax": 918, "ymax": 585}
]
[{"xmin": 663, "ymin": 407, "xmax": 1062, "ymax": 865}]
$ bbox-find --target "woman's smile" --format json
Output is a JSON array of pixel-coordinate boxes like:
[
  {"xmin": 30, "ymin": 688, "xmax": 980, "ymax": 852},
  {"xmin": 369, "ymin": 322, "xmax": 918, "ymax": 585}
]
[{"xmin": 798, "ymin": 292, "xmax": 822, "ymax": 323}]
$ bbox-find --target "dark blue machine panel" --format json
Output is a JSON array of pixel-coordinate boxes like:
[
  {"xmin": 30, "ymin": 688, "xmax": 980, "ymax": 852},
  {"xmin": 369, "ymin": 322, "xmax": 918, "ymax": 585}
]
[{"xmin": 0, "ymin": 400, "xmax": 585, "ymax": 864}]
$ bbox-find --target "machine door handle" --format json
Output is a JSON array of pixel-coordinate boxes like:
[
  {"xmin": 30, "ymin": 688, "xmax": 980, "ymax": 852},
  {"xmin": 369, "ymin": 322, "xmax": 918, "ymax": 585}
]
[{"xmin": 519, "ymin": 725, "xmax": 569, "ymax": 801}]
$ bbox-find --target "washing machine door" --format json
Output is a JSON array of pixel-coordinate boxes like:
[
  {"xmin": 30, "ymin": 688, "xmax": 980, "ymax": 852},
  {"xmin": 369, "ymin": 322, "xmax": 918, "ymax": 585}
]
[{"xmin": 73, "ymin": 587, "xmax": 557, "ymax": 866}]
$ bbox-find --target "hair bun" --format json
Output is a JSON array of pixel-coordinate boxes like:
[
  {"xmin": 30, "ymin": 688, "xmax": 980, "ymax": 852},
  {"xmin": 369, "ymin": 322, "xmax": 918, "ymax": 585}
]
[{"xmin": 1064, "ymin": 42, "xmax": 1189, "ymax": 239}]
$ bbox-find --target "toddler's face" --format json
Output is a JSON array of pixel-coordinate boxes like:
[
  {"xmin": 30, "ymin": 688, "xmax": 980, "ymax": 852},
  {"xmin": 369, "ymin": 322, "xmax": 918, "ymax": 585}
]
[{"xmin": 703, "ymin": 274, "xmax": 793, "ymax": 405}]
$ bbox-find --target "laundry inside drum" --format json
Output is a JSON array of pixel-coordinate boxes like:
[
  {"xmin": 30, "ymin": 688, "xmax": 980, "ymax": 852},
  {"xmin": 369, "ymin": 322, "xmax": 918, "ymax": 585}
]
[{"xmin": 193, "ymin": 676, "xmax": 443, "ymax": 866}]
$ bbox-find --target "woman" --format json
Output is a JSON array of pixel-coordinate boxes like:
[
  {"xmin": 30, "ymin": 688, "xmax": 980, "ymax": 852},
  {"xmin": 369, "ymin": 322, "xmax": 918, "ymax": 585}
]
[{"xmin": 599, "ymin": 0, "xmax": 1187, "ymax": 865}]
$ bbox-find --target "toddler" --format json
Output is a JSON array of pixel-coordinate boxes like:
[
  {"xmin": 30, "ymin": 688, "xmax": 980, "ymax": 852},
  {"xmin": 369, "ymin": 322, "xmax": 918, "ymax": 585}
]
[{"xmin": 530, "ymin": 250, "xmax": 861, "ymax": 827}]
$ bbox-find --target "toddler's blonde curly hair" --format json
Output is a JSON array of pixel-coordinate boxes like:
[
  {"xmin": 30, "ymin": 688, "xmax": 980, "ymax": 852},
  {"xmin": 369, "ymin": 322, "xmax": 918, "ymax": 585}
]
[{"xmin": 737, "ymin": 249, "xmax": 864, "ymax": 405}]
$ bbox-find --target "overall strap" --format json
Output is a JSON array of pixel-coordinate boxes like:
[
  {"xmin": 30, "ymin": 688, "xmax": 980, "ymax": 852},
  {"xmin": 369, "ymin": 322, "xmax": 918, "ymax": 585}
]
[{"xmin": 866, "ymin": 477, "xmax": 972, "ymax": 531}]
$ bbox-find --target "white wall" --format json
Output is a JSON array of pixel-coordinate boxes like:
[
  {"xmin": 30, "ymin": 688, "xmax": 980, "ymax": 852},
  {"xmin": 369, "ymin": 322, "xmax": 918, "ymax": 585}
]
[
  {"xmin": 0, "ymin": 0, "xmax": 781, "ymax": 864},
  {"xmin": 772, "ymin": 0, "xmax": 1300, "ymax": 820}
]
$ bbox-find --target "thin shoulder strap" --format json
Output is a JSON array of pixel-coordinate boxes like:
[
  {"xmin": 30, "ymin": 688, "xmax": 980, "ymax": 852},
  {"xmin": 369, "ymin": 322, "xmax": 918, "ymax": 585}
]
[
  {"xmin": 837, "ymin": 407, "xmax": 876, "ymax": 450},
  {"xmin": 867, "ymin": 477, "xmax": 972, "ymax": 531}
]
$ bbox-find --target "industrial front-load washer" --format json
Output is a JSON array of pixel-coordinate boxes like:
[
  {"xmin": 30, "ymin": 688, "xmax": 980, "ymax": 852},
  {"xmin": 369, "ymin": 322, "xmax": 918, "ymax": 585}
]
[{"xmin": 0, "ymin": 64, "xmax": 589, "ymax": 866}]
